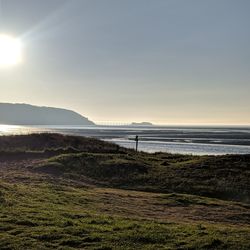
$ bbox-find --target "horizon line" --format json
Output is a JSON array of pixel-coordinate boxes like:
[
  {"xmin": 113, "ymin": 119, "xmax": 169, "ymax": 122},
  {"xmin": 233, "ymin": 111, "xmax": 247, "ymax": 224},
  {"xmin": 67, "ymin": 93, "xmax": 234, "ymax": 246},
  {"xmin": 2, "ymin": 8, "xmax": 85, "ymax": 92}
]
[{"xmin": 93, "ymin": 122, "xmax": 250, "ymax": 127}]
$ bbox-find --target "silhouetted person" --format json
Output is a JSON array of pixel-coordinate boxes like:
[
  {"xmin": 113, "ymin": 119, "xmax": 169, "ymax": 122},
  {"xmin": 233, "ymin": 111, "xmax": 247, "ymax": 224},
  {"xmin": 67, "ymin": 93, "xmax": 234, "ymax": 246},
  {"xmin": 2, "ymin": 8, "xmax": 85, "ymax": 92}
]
[{"xmin": 135, "ymin": 135, "xmax": 139, "ymax": 152}]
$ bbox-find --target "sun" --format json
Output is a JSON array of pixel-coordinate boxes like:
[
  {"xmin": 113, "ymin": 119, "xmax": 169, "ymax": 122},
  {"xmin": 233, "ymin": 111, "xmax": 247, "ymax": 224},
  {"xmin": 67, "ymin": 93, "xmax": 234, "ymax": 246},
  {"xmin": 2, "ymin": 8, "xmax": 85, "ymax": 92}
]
[{"xmin": 0, "ymin": 34, "xmax": 22, "ymax": 66}]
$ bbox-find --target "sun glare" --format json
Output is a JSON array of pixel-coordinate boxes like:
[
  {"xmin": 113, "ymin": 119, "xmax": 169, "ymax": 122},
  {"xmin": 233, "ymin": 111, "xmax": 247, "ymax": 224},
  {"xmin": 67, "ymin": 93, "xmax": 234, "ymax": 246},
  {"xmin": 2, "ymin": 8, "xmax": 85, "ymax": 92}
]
[{"xmin": 0, "ymin": 34, "xmax": 22, "ymax": 66}]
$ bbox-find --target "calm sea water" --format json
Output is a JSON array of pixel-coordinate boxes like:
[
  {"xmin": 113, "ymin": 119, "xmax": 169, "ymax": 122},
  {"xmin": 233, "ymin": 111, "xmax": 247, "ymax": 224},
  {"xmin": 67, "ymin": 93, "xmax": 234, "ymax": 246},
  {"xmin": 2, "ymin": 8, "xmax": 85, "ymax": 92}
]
[{"xmin": 1, "ymin": 124, "xmax": 250, "ymax": 155}]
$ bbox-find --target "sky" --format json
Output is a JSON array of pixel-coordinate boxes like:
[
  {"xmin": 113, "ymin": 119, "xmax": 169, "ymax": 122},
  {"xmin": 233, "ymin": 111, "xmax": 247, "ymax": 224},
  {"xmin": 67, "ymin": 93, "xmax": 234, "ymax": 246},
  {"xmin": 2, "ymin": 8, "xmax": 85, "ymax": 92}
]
[{"xmin": 0, "ymin": 0, "xmax": 249, "ymax": 125}]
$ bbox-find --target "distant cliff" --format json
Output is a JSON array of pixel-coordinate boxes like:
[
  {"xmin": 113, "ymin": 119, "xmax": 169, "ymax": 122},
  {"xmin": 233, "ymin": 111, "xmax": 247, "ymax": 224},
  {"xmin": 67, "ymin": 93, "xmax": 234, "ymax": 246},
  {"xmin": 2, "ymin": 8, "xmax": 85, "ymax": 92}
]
[
  {"xmin": 130, "ymin": 122, "xmax": 153, "ymax": 126},
  {"xmin": 0, "ymin": 103, "xmax": 95, "ymax": 125}
]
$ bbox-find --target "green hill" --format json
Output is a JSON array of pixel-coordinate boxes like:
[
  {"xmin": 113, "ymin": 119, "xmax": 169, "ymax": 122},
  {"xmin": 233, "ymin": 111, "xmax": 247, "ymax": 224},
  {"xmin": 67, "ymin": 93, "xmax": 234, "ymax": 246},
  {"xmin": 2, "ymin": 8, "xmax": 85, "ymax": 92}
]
[{"xmin": 0, "ymin": 103, "xmax": 95, "ymax": 125}]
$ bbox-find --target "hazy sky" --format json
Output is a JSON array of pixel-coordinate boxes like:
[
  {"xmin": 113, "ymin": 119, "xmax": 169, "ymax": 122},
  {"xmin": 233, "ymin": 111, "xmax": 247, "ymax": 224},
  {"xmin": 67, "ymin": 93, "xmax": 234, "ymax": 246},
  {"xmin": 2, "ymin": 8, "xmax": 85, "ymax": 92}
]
[{"xmin": 0, "ymin": 0, "xmax": 249, "ymax": 125}]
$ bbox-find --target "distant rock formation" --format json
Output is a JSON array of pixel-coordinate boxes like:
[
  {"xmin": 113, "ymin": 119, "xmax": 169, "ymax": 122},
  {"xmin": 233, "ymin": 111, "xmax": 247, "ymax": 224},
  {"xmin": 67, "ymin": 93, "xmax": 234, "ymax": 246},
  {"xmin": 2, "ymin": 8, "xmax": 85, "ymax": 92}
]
[
  {"xmin": 0, "ymin": 103, "xmax": 95, "ymax": 125},
  {"xmin": 130, "ymin": 122, "xmax": 153, "ymax": 126}
]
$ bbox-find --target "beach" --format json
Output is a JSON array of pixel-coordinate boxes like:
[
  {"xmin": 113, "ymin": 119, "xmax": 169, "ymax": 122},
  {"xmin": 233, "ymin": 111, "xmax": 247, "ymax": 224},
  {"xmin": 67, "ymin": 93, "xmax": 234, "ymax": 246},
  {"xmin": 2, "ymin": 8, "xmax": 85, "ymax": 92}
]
[{"xmin": 1, "ymin": 125, "xmax": 250, "ymax": 155}]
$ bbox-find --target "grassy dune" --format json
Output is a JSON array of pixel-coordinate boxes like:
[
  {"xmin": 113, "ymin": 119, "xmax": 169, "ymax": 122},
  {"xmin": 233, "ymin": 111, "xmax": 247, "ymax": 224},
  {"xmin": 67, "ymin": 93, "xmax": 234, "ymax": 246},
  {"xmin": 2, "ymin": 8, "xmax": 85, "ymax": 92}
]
[
  {"xmin": 0, "ymin": 134, "xmax": 250, "ymax": 249},
  {"xmin": 36, "ymin": 151, "xmax": 250, "ymax": 203}
]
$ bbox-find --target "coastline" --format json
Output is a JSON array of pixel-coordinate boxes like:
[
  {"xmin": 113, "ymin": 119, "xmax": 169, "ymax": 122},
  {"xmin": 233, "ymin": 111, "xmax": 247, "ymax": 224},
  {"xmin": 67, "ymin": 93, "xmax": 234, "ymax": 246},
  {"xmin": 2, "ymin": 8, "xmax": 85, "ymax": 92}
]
[{"xmin": 1, "ymin": 124, "xmax": 250, "ymax": 155}]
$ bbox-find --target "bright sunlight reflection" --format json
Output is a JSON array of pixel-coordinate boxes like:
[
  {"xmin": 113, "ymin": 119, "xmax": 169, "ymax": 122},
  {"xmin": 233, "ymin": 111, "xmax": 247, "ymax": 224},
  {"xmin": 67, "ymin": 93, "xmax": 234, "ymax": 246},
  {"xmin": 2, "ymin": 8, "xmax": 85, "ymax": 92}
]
[
  {"xmin": 0, "ymin": 34, "xmax": 22, "ymax": 66},
  {"xmin": 0, "ymin": 125, "xmax": 12, "ymax": 134},
  {"xmin": 0, "ymin": 125, "xmax": 21, "ymax": 135}
]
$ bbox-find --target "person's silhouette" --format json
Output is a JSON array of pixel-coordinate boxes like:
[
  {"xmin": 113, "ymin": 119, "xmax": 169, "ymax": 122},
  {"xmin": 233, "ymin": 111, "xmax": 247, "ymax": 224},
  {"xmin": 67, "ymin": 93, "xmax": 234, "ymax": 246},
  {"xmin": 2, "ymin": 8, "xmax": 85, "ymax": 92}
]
[{"xmin": 135, "ymin": 135, "xmax": 139, "ymax": 152}]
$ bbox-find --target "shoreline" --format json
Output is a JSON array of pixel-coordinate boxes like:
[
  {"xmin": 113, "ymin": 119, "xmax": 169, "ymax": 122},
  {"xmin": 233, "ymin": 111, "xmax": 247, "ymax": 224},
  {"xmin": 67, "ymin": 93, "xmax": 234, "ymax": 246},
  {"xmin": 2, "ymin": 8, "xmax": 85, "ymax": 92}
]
[{"xmin": 1, "ymin": 125, "xmax": 250, "ymax": 155}]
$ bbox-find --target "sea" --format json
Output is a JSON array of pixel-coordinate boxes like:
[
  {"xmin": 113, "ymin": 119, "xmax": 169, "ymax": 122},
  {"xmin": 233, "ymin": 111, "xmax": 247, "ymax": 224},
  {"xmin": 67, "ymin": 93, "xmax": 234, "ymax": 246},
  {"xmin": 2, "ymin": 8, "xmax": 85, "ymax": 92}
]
[{"xmin": 1, "ymin": 124, "xmax": 250, "ymax": 155}]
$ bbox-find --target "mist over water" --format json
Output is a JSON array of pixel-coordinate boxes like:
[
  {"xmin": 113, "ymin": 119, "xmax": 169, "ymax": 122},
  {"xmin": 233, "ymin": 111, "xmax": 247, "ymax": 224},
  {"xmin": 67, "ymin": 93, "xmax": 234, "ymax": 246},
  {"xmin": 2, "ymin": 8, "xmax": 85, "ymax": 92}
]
[{"xmin": 1, "ymin": 125, "xmax": 250, "ymax": 155}]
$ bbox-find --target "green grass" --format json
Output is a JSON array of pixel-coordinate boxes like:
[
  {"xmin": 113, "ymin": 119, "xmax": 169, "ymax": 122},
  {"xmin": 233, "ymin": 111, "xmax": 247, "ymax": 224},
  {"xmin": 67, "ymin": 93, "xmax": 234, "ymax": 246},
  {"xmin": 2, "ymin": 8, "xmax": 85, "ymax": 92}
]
[
  {"xmin": 1, "ymin": 179, "xmax": 250, "ymax": 250},
  {"xmin": 0, "ymin": 133, "xmax": 250, "ymax": 249},
  {"xmin": 35, "ymin": 150, "xmax": 250, "ymax": 203}
]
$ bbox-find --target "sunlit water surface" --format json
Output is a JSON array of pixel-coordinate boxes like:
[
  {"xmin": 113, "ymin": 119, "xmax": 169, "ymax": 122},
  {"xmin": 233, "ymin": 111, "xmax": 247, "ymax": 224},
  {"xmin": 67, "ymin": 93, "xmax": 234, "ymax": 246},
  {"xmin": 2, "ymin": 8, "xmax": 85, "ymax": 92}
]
[{"xmin": 1, "ymin": 125, "xmax": 250, "ymax": 155}]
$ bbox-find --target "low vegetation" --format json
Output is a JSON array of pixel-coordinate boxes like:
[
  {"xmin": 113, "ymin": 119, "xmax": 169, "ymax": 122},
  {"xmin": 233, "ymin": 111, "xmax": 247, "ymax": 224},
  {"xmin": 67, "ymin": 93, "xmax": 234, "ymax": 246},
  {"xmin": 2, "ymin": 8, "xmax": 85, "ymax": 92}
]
[
  {"xmin": 0, "ymin": 134, "xmax": 249, "ymax": 249},
  {"xmin": 36, "ymin": 151, "xmax": 250, "ymax": 203}
]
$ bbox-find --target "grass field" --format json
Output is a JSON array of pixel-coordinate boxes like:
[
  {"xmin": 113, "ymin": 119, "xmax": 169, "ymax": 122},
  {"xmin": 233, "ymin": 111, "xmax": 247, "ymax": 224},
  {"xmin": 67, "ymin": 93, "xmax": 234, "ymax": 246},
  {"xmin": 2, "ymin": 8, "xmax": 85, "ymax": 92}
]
[{"xmin": 0, "ymin": 134, "xmax": 250, "ymax": 249}]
